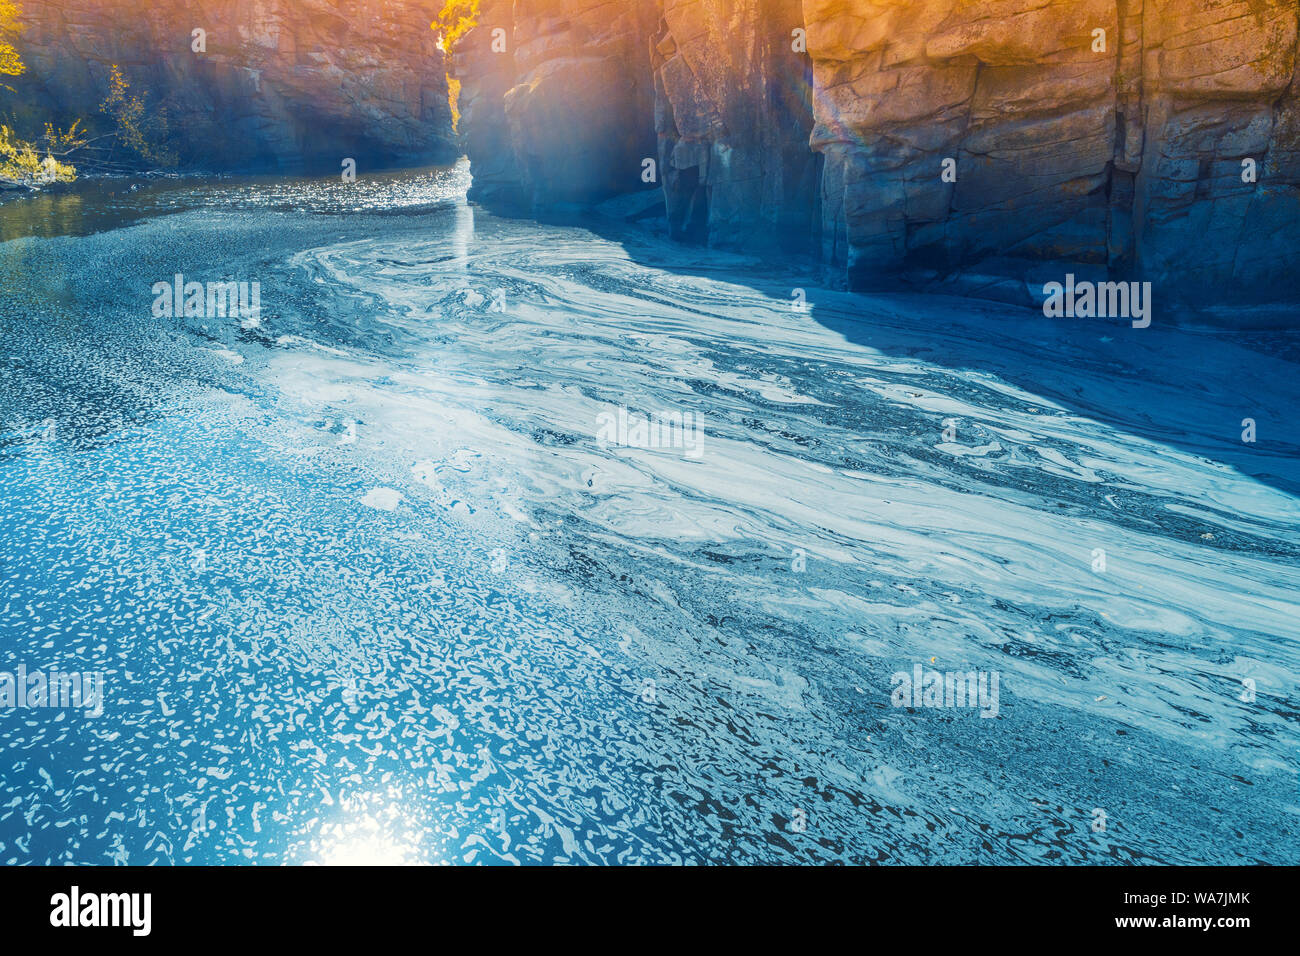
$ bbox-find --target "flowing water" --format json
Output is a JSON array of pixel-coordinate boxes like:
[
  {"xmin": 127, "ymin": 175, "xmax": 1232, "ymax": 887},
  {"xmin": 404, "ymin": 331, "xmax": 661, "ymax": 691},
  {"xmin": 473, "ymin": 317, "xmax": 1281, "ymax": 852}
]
[{"xmin": 0, "ymin": 164, "xmax": 1297, "ymax": 864}]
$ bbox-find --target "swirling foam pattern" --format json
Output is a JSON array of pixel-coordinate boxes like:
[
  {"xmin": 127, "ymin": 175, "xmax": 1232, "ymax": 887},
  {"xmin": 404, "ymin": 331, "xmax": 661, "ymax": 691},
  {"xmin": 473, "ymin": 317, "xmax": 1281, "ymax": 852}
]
[{"xmin": 0, "ymin": 167, "xmax": 1297, "ymax": 863}]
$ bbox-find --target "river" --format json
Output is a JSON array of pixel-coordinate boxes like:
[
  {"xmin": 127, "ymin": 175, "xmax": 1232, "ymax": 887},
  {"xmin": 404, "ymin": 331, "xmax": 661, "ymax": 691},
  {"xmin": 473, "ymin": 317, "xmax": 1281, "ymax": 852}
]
[{"xmin": 0, "ymin": 163, "xmax": 1297, "ymax": 864}]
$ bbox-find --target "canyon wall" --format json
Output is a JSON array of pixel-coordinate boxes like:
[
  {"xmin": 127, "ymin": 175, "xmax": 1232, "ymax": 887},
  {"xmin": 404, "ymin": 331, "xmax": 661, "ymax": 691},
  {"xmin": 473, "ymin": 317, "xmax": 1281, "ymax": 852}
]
[
  {"xmin": 11, "ymin": 0, "xmax": 457, "ymax": 172},
  {"xmin": 451, "ymin": 0, "xmax": 1300, "ymax": 314}
]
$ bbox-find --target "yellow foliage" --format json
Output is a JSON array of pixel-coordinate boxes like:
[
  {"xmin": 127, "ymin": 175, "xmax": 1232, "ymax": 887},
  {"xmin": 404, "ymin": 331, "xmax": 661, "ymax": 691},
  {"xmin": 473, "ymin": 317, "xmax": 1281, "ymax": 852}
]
[
  {"xmin": 1, "ymin": 0, "xmax": 26, "ymax": 80},
  {"xmin": 432, "ymin": 0, "xmax": 479, "ymax": 55},
  {"xmin": 433, "ymin": 0, "xmax": 476, "ymax": 138},
  {"xmin": 0, "ymin": 2, "xmax": 81, "ymax": 184},
  {"xmin": 448, "ymin": 76, "xmax": 461, "ymax": 133},
  {"xmin": 46, "ymin": 118, "xmax": 84, "ymax": 151},
  {"xmin": 0, "ymin": 124, "xmax": 76, "ymax": 184},
  {"xmin": 100, "ymin": 64, "xmax": 175, "ymax": 167}
]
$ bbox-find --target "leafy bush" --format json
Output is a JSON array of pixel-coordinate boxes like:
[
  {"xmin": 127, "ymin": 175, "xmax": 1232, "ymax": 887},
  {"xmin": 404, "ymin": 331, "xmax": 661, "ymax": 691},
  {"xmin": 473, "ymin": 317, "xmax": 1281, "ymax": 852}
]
[
  {"xmin": 0, "ymin": 123, "xmax": 78, "ymax": 185},
  {"xmin": 99, "ymin": 64, "xmax": 175, "ymax": 168},
  {"xmin": 0, "ymin": 0, "xmax": 23, "ymax": 86}
]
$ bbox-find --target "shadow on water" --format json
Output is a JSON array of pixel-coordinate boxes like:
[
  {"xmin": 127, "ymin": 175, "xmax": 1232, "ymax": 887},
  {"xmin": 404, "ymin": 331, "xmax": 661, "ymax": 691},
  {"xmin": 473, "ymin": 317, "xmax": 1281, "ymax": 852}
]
[
  {"xmin": 554, "ymin": 207, "xmax": 1300, "ymax": 503},
  {"xmin": 1, "ymin": 178, "xmax": 216, "ymax": 240}
]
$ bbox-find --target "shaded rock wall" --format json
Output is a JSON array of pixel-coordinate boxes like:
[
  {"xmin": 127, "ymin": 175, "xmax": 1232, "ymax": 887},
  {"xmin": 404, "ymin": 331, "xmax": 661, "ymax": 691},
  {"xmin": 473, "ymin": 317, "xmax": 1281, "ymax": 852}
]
[
  {"xmin": 453, "ymin": 0, "xmax": 1300, "ymax": 311},
  {"xmin": 653, "ymin": 0, "xmax": 821, "ymax": 250},
  {"xmin": 451, "ymin": 0, "xmax": 658, "ymax": 209},
  {"xmin": 452, "ymin": 0, "xmax": 820, "ymax": 250},
  {"xmin": 12, "ymin": 0, "xmax": 457, "ymax": 172},
  {"xmin": 453, "ymin": 0, "xmax": 525, "ymax": 206}
]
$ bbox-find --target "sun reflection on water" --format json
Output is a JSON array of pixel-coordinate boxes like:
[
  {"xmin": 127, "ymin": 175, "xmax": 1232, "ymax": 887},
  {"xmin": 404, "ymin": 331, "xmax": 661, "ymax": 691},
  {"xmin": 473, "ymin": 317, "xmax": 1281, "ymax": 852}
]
[{"xmin": 312, "ymin": 795, "xmax": 429, "ymax": 866}]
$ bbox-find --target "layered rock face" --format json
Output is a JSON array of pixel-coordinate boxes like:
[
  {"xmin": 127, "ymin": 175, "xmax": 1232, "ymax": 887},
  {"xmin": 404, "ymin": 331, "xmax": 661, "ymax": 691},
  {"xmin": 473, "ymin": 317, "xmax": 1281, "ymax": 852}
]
[
  {"xmin": 12, "ymin": 0, "xmax": 457, "ymax": 172},
  {"xmin": 809, "ymin": 0, "xmax": 1300, "ymax": 309},
  {"xmin": 453, "ymin": 0, "xmax": 1300, "ymax": 312}
]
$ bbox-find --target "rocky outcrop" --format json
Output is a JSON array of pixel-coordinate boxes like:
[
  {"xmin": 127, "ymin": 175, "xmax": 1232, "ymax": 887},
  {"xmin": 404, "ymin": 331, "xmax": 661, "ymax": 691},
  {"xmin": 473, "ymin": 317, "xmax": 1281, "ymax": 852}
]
[
  {"xmin": 451, "ymin": 0, "xmax": 820, "ymax": 249},
  {"xmin": 11, "ymin": 0, "xmax": 457, "ymax": 172},
  {"xmin": 452, "ymin": 0, "xmax": 1300, "ymax": 314}
]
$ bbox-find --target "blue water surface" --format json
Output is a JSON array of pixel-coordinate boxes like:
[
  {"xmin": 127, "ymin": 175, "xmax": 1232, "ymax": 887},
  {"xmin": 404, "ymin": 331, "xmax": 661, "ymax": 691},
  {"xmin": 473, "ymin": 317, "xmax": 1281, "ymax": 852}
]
[{"xmin": 0, "ymin": 165, "xmax": 1297, "ymax": 864}]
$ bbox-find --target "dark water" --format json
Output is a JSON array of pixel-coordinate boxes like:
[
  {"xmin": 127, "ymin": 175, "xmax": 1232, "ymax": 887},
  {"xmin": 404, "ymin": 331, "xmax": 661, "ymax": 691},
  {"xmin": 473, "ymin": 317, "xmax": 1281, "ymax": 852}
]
[{"xmin": 0, "ymin": 164, "xmax": 1297, "ymax": 864}]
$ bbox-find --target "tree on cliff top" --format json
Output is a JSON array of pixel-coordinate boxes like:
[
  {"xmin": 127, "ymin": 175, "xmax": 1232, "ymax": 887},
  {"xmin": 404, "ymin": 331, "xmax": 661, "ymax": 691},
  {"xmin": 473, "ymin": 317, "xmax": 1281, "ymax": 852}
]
[
  {"xmin": 0, "ymin": 0, "xmax": 25, "ymax": 85},
  {"xmin": 432, "ymin": 0, "xmax": 479, "ymax": 54}
]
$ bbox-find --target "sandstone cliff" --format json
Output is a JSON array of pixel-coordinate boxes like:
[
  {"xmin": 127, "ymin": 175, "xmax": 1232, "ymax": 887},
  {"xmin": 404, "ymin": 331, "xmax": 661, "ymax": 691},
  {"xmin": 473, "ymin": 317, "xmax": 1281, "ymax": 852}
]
[
  {"xmin": 12, "ymin": 0, "xmax": 457, "ymax": 172},
  {"xmin": 451, "ymin": 0, "xmax": 1300, "ymax": 314}
]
